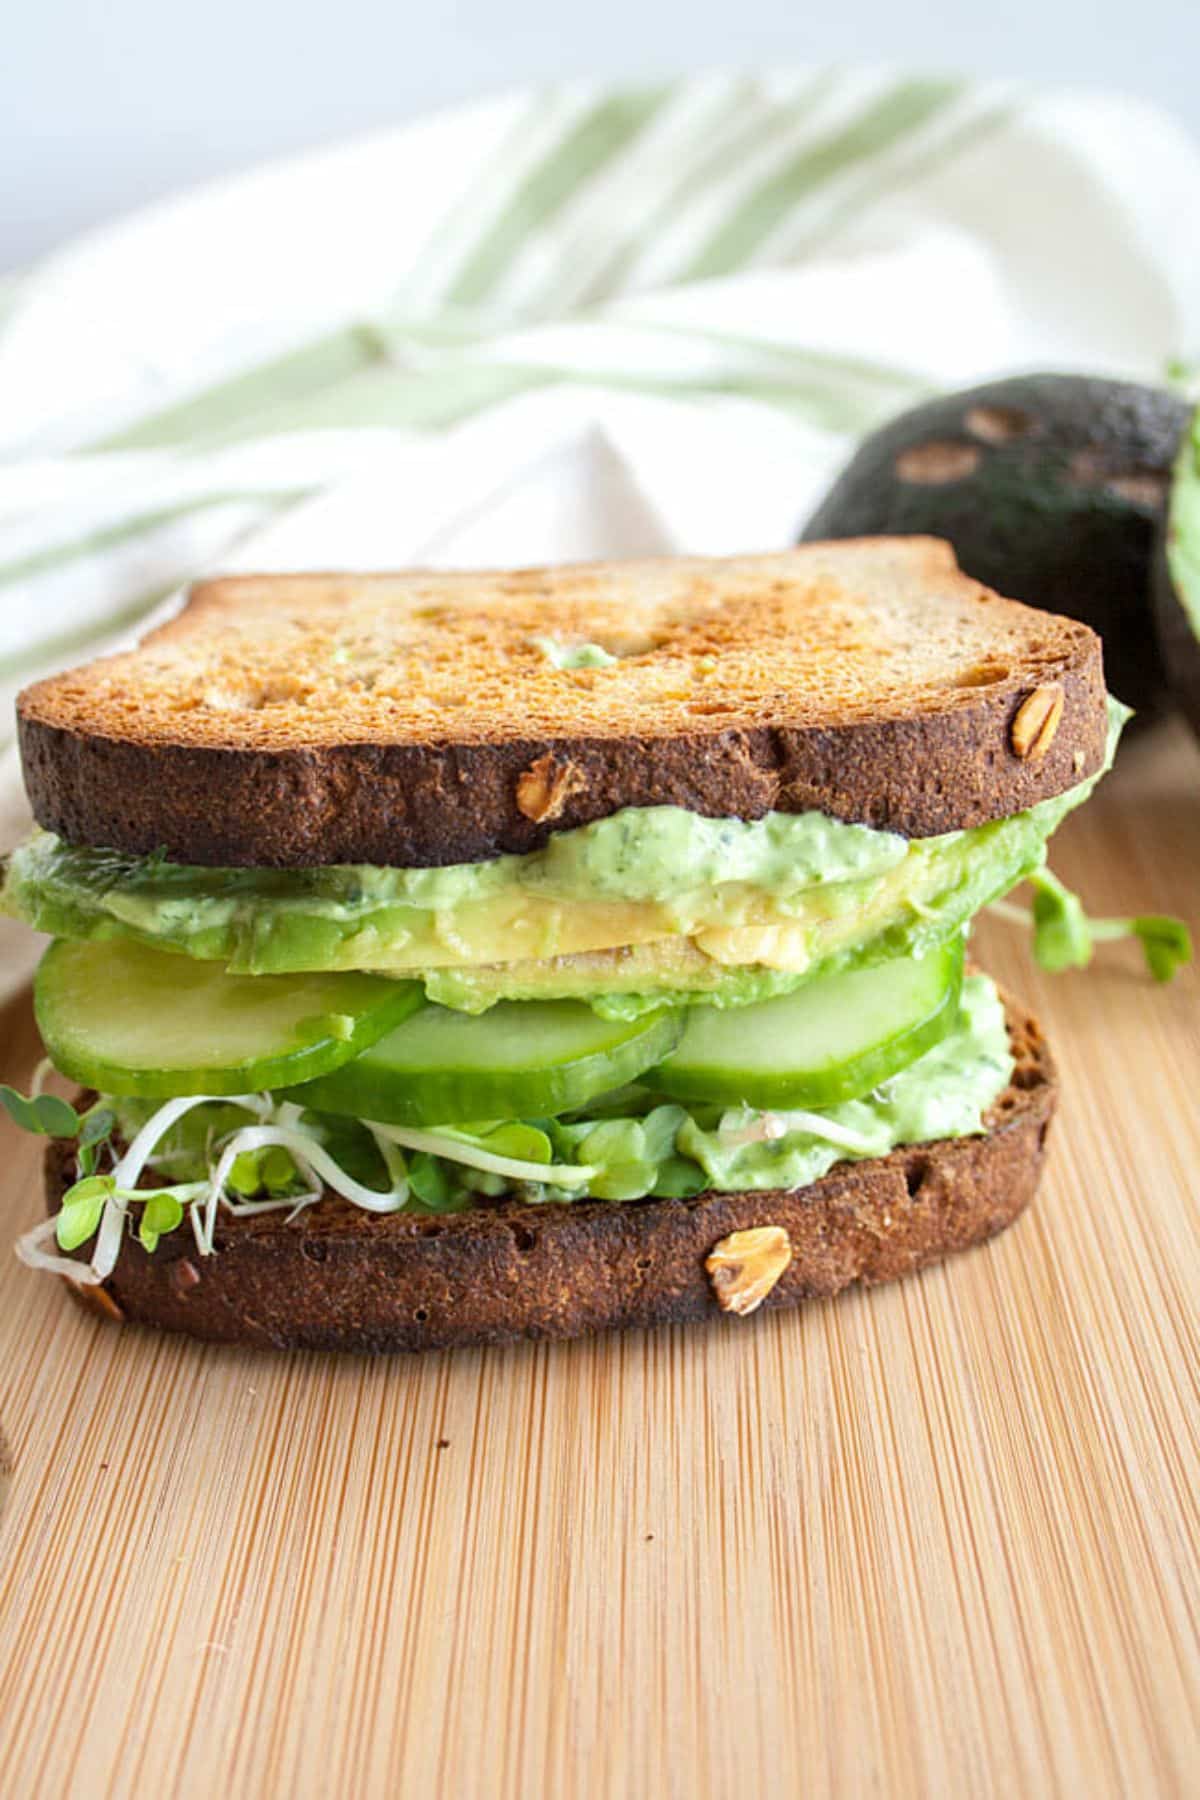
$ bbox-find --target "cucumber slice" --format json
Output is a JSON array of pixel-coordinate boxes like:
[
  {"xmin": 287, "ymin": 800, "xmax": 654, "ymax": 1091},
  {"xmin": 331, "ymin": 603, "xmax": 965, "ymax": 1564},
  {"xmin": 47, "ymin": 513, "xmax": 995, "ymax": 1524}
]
[
  {"xmin": 288, "ymin": 999, "xmax": 682, "ymax": 1126},
  {"xmin": 35, "ymin": 938, "xmax": 423, "ymax": 1098},
  {"xmin": 644, "ymin": 942, "xmax": 963, "ymax": 1110}
]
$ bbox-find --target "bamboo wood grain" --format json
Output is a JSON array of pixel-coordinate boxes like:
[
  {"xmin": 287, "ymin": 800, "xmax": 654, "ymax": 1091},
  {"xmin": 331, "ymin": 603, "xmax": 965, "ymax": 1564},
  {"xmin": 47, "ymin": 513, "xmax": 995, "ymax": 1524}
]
[{"xmin": 0, "ymin": 722, "xmax": 1197, "ymax": 1800}]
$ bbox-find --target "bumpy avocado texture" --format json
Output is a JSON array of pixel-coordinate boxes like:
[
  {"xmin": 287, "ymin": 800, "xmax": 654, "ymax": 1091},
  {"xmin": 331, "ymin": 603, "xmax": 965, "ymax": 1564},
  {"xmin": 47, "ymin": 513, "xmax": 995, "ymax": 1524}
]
[
  {"xmin": 802, "ymin": 374, "xmax": 1191, "ymax": 718},
  {"xmin": 1154, "ymin": 404, "xmax": 1200, "ymax": 745}
]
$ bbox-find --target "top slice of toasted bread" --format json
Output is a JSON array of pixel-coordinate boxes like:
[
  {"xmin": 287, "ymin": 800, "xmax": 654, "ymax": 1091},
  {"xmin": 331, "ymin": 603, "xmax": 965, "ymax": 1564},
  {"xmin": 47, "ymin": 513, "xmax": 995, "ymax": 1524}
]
[{"xmin": 18, "ymin": 540, "xmax": 1107, "ymax": 867}]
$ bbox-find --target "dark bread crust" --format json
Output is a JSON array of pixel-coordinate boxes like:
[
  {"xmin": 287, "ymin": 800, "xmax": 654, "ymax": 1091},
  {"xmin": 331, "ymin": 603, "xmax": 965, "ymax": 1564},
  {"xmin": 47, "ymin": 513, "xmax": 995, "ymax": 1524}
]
[
  {"xmin": 20, "ymin": 669, "xmax": 1106, "ymax": 865},
  {"xmin": 49, "ymin": 997, "xmax": 1055, "ymax": 1353},
  {"xmin": 17, "ymin": 544, "xmax": 1108, "ymax": 864}
]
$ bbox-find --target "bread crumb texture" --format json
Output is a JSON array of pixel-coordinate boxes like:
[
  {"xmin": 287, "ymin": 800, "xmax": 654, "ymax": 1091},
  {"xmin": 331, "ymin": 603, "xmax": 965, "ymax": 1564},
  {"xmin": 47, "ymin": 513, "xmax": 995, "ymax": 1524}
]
[{"xmin": 21, "ymin": 542, "xmax": 1096, "ymax": 752}]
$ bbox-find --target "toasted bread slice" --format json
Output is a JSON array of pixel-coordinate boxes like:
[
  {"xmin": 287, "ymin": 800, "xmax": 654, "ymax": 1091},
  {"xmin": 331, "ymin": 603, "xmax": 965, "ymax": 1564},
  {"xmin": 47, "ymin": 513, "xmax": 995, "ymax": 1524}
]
[
  {"xmin": 19, "ymin": 541, "xmax": 1106, "ymax": 867},
  {"xmin": 51, "ymin": 993, "xmax": 1054, "ymax": 1353}
]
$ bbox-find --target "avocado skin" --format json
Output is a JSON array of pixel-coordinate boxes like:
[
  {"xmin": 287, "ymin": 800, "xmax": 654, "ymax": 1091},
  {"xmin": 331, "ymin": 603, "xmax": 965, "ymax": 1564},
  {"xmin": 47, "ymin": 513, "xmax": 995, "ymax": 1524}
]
[
  {"xmin": 1153, "ymin": 407, "xmax": 1200, "ymax": 745},
  {"xmin": 802, "ymin": 374, "xmax": 1191, "ymax": 719}
]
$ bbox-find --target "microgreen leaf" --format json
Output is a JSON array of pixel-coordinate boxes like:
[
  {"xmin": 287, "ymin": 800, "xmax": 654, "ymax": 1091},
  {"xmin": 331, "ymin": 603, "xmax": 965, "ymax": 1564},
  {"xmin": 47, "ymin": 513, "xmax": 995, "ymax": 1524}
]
[
  {"xmin": 408, "ymin": 1152, "xmax": 458, "ymax": 1211},
  {"xmin": 55, "ymin": 1175, "xmax": 114, "ymax": 1252},
  {"xmin": 0, "ymin": 1084, "xmax": 82, "ymax": 1139},
  {"xmin": 227, "ymin": 1144, "xmax": 300, "ymax": 1197},
  {"xmin": 1024, "ymin": 871, "xmax": 1192, "ymax": 983},
  {"xmin": 227, "ymin": 1150, "xmax": 265, "ymax": 1197},
  {"xmin": 1029, "ymin": 869, "xmax": 1092, "ymax": 971},
  {"xmin": 1128, "ymin": 916, "xmax": 1193, "ymax": 983},
  {"xmin": 479, "ymin": 1122, "xmax": 552, "ymax": 1165},
  {"xmin": 653, "ymin": 1155, "xmax": 706, "ymax": 1197},
  {"xmin": 260, "ymin": 1146, "xmax": 298, "ymax": 1193},
  {"xmin": 79, "ymin": 1105, "xmax": 116, "ymax": 1150},
  {"xmin": 574, "ymin": 1118, "xmax": 657, "ymax": 1200},
  {"xmin": 138, "ymin": 1190, "xmax": 185, "ymax": 1254},
  {"xmin": 76, "ymin": 1105, "xmax": 116, "ymax": 1175}
]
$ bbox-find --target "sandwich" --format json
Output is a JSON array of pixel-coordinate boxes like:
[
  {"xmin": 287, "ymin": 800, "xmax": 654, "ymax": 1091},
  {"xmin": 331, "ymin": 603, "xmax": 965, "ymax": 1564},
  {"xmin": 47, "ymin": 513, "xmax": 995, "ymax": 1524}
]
[{"xmin": 0, "ymin": 541, "xmax": 1186, "ymax": 1351}]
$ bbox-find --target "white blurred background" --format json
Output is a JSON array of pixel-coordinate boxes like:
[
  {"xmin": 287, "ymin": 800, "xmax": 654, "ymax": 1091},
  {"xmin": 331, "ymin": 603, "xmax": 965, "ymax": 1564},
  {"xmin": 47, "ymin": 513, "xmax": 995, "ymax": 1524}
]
[{"xmin": 3, "ymin": 0, "xmax": 1198, "ymax": 270}]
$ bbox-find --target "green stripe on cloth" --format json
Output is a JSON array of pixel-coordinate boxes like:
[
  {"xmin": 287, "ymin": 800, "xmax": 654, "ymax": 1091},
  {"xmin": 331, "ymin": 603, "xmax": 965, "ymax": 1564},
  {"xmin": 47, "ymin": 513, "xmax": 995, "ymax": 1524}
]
[
  {"xmin": 682, "ymin": 77, "xmax": 965, "ymax": 280},
  {"xmin": 785, "ymin": 100, "xmax": 1018, "ymax": 262},
  {"xmin": 71, "ymin": 81, "xmax": 969, "ymax": 462},
  {"xmin": 444, "ymin": 86, "xmax": 677, "ymax": 308},
  {"xmin": 130, "ymin": 361, "xmax": 555, "ymax": 451},
  {"xmin": 2, "ymin": 331, "xmax": 921, "ymax": 597},
  {"xmin": 88, "ymin": 329, "xmax": 555, "ymax": 454},
  {"xmin": 0, "ymin": 584, "xmax": 179, "ymax": 681},
  {"xmin": 635, "ymin": 320, "xmax": 928, "ymax": 391},
  {"xmin": 0, "ymin": 489, "xmax": 305, "ymax": 591},
  {"xmin": 558, "ymin": 367, "xmax": 914, "ymax": 432},
  {"xmin": 92, "ymin": 326, "xmax": 392, "ymax": 452},
  {"xmin": 565, "ymin": 72, "xmax": 837, "ymax": 310}
]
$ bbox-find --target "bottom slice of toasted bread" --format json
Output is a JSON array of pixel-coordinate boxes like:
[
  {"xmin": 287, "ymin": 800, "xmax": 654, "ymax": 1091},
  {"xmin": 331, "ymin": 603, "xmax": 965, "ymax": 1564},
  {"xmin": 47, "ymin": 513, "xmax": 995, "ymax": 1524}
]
[{"xmin": 47, "ymin": 993, "xmax": 1055, "ymax": 1353}]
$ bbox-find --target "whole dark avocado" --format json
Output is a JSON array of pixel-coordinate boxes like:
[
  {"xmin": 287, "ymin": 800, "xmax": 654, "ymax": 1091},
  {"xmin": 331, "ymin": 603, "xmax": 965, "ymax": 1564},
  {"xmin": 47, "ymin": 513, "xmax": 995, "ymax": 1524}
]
[
  {"xmin": 1154, "ymin": 404, "xmax": 1200, "ymax": 745},
  {"xmin": 802, "ymin": 374, "xmax": 1192, "ymax": 717}
]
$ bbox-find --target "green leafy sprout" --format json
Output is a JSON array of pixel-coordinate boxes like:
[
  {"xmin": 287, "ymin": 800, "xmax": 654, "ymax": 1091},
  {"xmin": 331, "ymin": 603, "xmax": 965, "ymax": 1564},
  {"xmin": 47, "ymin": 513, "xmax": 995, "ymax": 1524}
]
[{"xmin": 991, "ymin": 868, "xmax": 1192, "ymax": 983}]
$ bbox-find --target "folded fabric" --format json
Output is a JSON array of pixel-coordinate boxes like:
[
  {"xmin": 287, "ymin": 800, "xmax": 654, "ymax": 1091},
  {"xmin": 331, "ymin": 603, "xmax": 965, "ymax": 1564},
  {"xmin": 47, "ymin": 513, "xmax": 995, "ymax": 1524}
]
[{"xmin": 1, "ymin": 68, "xmax": 1198, "ymax": 1000}]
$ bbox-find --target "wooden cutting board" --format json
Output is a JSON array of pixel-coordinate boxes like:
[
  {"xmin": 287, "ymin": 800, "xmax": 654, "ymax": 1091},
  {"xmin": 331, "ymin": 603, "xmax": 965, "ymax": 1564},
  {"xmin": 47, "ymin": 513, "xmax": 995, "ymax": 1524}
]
[{"xmin": 0, "ymin": 722, "xmax": 1197, "ymax": 1800}]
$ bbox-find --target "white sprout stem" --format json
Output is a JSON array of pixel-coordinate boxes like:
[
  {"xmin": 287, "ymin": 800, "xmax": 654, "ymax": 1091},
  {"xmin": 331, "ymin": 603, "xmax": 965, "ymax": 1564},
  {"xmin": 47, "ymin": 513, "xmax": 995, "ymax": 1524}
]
[
  {"xmin": 127, "ymin": 1146, "xmax": 202, "ymax": 1171},
  {"xmin": 770, "ymin": 1110, "xmax": 878, "ymax": 1153},
  {"xmin": 986, "ymin": 900, "xmax": 1033, "ymax": 928},
  {"xmin": 197, "ymin": 1123, "xmax": 411, "ymax": 1257},
  {"xmin": 222, "ymin": 1189, "xmax": 323, "ymax": 1218},
  {"xmin": 29, "ymin": 1057, "xmax": 55, "ymax": 1099},
  {"xmin": 1088, "ymin": 917, "xmax": 1140, "ymax": 942},
  {"xmin": 112, "ymin": 1093, "xmax": 264, "ymax": 1191},
  {"xmin": 91, "ymin": 1188, "xmax": 129, "ymax": 1282},
  {"xmin": 15, "ymin": 1216, "xmax": 103, "ymax": 1286},
  {"xmin": 367, "ymin": 1127, "xmax": 410, "ymax": 1192},
  {"xmin": 38, "ymin": 1093, "xmax": 597, "ymax": 1280},
  {"xmin": 367, "ymin": 1121, "xmax": 597, "ymax": 1186},
  {"xmin": 718, "ymin": 1109, "xmax": 876, "ymax": 1154},
  {"xmin": 225, "ymin": 1125, "xmax": 409, "ymax": 1213}
]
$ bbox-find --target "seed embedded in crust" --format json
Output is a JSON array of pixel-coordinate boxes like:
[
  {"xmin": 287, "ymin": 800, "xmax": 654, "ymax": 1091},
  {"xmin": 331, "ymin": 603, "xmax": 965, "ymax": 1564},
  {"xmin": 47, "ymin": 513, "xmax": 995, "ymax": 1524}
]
[
  {"xmin": 516, "ymin": 753, "xmax": 588, "ymax": 823},
  {"xmin": 170, "ymin": 1259, "xmax": 203, "ymax": 1297},
  {"xmin": 71, "ymin": 1281, "xmax": 125, "ymax": 1322},
  {"xmin": 705, "ymin": 1225, "xmax": 793, "ymax": 1316},
  {"xmin": 1010, "ymin": 683, "xmax": 1065, "ymax": 761}
]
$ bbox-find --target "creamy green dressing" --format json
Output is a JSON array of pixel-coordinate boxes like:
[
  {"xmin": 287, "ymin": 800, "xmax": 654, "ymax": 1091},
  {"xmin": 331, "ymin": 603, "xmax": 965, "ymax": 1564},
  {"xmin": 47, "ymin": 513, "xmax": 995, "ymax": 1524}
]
[
  {"xmin": 0, "ymin": 701, "xmax": 1126, "ymax": 1006},
  {"xmin": 532, "ymin": 636, "xmax": 620, "ymax": 670},
  {"xmin": 4, "ymin": 799, "xmax": 908, "ymax": 928},
  {"xmin": 674, "ymin": 973, "xmax": 1012, "ymax": 1192}
]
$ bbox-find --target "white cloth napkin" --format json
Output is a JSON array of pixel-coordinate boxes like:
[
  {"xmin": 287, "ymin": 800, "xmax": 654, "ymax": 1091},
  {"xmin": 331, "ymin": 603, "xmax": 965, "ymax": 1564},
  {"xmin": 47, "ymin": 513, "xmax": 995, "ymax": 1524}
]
[{"xmin": 2, "ymin": 69, "xmax": 1199, "ymax": 1002}]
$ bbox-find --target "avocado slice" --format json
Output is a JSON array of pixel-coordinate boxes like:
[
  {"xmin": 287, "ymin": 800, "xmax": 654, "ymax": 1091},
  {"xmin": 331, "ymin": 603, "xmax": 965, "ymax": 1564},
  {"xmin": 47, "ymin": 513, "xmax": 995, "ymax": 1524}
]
[
  {"xmin": 802, "ymin": 373, "xmax": 1191, "ymax": 719},
  {"xmin": 1155, "ymin": 404, "xmax": 1200, "ymax": 745}
]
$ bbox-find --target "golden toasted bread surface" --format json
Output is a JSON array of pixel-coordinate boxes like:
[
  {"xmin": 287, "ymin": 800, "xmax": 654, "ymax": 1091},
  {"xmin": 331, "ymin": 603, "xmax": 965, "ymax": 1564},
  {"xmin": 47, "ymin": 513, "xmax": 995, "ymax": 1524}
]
[
  {"xmin": 18, "ymin": 542, "xmax": 1107, "ymax": 864},
  {"xmin": 24, "ymin": 541, "xmax": 1095, "ymax": 746}
]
